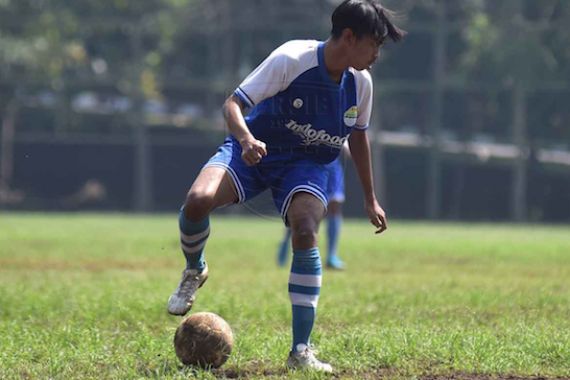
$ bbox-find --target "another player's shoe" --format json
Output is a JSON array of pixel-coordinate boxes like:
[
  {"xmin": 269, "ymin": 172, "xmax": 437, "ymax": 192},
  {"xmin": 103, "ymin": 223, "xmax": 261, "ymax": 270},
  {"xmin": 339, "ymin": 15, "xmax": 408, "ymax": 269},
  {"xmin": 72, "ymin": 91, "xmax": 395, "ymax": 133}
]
[
  {"xmin": 287, "ymin": 344, "xmax": 333, "ymax": 373},
  {"xmin": 167, "ymin": 264, "xmax": 209, "ymax": 316},
  {"xmin": 326, "ymin": 256, "xmax": 345, "ymax": 270}
]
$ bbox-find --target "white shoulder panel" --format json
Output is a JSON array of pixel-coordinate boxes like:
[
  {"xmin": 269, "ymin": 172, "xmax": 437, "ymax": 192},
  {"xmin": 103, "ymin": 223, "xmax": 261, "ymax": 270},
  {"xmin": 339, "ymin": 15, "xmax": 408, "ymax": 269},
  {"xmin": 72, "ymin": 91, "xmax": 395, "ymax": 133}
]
[
  {"xmin": 349, "ymin": 67, "xmax": 373, "ymax": 130},
  {"xmin": 235, "ymin": 40, "xmax": 320, "ymax": 107}
]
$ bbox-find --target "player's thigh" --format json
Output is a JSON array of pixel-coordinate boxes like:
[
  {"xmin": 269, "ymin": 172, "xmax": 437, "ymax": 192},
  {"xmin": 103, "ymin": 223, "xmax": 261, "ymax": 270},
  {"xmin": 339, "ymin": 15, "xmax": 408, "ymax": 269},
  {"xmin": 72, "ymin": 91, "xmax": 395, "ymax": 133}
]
[
  {"xmin": 186, "ymin": 167, "xmax": 238, "ymax": 209},
  {"xmin": 287, "ymin": 192, "xmax": 326, "ymax": 249}
]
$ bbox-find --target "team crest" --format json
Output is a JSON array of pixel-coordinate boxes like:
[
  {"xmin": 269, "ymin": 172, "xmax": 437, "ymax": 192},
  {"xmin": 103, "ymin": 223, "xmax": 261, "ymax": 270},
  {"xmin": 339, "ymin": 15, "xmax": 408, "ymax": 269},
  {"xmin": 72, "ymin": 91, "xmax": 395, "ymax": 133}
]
[{"xmin": 343, "ymin": 106, "xmax": 358, "ymax": 127}]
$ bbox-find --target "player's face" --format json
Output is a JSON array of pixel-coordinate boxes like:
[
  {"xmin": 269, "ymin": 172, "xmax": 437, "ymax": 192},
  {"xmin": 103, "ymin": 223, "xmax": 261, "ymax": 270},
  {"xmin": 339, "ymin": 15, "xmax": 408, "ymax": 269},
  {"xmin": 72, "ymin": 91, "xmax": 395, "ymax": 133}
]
[{"xmin": 350, "ymin": 35, "xmax": 383, "ymax": 71}]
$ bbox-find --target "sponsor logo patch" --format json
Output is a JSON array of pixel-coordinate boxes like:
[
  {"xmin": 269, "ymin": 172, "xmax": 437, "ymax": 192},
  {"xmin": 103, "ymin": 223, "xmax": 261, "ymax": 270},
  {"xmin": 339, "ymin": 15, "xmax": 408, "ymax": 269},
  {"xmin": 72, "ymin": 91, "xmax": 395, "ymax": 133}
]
[
  {"xmin": 343, "ymin": 106, "xmax": 358, "ymax": 127},
  {"xmin": 285, "ymin": 120, "xmax": 348, "ymax": 148}
]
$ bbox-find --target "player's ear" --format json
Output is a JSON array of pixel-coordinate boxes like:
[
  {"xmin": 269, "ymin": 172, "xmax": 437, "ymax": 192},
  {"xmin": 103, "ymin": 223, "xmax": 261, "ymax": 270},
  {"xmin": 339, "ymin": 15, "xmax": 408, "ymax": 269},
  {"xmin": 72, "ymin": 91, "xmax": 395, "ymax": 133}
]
[{"xmin": 340, "ymin": 28, "xmax": 357, "ymax": 47}]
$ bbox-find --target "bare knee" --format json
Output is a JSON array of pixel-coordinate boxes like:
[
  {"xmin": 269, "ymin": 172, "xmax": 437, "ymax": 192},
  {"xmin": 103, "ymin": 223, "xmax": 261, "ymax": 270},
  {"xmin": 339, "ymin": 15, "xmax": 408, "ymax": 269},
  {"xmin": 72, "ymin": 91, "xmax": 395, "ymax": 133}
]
[
  {"xmin": 290, "ymin": 217, "xmax": 319, "ymax": 249},
  {"xmin": 287, "ymin": 192, "xmax": 325, "ymax": 250},
  {"xmin": 184, "ymin": 189, "xmax": 215, "ymax": 221}
]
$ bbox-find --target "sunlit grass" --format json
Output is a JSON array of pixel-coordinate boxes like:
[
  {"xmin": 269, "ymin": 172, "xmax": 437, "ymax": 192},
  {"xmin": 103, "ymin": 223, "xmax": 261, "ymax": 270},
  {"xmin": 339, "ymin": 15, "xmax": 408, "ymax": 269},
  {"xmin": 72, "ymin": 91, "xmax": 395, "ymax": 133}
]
[{"xmin": 1, "ymin": 213, "xmax": 569, "ymax": 379}]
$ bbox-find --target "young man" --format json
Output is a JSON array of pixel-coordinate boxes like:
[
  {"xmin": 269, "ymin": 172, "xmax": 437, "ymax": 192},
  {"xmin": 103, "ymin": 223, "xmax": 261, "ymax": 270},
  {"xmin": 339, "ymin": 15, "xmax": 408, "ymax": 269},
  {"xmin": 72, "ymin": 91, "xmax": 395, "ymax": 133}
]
[
  {"xmin": 277, "ymin": 154, "xmax": 347, "ymax": 270},
  {"xmin": 168, "ymin": 0, "xmax": 404, "ymax": 372}
]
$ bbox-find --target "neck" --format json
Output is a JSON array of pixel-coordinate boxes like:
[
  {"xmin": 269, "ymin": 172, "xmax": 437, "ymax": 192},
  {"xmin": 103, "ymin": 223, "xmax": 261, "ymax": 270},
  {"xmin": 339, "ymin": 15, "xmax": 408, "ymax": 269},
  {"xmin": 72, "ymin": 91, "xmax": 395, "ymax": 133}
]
[{"xmin": 323, "ymin": 38, "xmax": 350, "ymax": 83}]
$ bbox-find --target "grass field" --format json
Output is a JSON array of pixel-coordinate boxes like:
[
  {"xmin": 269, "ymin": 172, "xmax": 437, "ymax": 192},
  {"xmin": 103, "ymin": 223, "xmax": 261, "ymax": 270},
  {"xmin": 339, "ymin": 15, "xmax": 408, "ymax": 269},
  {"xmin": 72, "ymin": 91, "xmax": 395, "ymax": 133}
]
[{"xmin": 1, "ymin": 213, "xmax": 569, "ymax": 379}]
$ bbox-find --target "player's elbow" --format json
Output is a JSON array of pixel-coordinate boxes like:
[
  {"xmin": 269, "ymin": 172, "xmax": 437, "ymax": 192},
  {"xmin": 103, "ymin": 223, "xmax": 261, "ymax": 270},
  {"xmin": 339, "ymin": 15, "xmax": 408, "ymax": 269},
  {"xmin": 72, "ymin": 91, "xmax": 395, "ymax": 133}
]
[
  {"xmin": 222, "ymin": 95, "xmax": 243, "ymax": 118},
  {"xmin": 221, "ymin": 97, "xmax": 232, "ymax": 120}
]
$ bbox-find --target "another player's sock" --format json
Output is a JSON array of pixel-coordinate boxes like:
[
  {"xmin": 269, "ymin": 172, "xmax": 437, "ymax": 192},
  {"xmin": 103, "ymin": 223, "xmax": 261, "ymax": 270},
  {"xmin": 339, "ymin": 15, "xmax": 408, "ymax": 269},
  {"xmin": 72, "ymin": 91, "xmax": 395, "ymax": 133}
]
[
  {"xmin": 327, "ymin": 215, "xmax": 342, "ymax": 261},
  {"xmin": 179, "ymin": 207, "xmax": 209, "ymax": 272},
  {"xmin": 289, "ymin": 247, "xmax": 322, "ymax": 351},
  {"xmin": 277, "ymin": 228, "xmax": 292, "ymax": 267}
]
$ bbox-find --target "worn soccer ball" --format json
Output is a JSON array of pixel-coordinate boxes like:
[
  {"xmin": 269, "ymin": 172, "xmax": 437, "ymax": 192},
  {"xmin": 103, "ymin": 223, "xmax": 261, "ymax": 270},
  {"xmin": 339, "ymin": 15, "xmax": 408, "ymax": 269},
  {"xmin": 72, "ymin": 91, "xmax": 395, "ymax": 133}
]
[{"xmin": 173, "ymin": 312, "xmax": 234, "ymax": 368}]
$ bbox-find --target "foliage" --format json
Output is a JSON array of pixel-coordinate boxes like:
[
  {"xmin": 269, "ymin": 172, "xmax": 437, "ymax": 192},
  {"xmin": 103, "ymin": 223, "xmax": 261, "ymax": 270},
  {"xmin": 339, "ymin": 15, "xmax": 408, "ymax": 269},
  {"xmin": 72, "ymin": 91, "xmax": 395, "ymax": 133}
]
[
  {"xmin": 0, "ymin": 0, "xmax": 569, "ymax": 139},
  {"xmin": 0, "ymin": 0, "xmax": 189, "ymax": 89},
  {"xmin": 458, "ymin": 0, "xmax": 570, "ymax": 85}
]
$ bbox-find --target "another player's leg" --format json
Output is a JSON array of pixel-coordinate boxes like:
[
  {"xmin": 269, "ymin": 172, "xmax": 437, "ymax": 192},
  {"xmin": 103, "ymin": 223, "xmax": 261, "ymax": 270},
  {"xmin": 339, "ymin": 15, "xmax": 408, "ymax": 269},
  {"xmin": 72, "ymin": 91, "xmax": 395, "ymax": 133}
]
[
  {"xmin": 276, "ymin": 228, "xmax": 292, "ymax": 267},
  {"xmin": 325, "ymin": 158, "xmax": 346, "ymax": 270},
  {"xmin": 326, "ymin": 200, "xmax": 345, "ymax": 270},
  {"xmin": 286, "ymin": 192, "xmax": 332, "ymax": 372},
  {"xmin": 167, "ymin": 167, "xmax": 238, "ymax": 316}
]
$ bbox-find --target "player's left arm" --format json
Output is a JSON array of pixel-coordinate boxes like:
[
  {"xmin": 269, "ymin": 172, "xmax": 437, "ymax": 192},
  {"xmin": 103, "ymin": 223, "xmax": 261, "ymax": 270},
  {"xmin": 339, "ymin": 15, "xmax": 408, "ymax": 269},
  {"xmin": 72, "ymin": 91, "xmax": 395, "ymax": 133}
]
[
  {"xmin": 348, "ymin": 70, "xmax": 387, "ymax": 234},
  {"xmin": 348, "ymin": 131, "xmax": 387, "ymax": 234}
]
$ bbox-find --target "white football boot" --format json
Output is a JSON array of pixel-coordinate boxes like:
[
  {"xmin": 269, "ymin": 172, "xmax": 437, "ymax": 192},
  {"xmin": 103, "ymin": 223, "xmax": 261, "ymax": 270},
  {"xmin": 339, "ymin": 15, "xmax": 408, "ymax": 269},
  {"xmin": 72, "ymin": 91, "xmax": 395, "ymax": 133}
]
[
  {"xmin": 287, "ymin": 343, "xmax": 333, "ymax": 373},
  {"xmin": 167, "ymin": 264, "xmax": 209, "ymax": 316}
]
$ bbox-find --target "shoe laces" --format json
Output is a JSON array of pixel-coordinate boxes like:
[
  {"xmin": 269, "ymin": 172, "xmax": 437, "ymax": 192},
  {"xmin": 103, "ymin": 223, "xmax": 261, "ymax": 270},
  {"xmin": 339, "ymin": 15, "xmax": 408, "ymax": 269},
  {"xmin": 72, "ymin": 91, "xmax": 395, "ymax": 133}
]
[
  {"xmin": 178, "ymin": 270, "xmax": 201, "ymax": 295},
  {"xmin": 296, "ymin": 345, "xmax": 321, "ymax": 362}
]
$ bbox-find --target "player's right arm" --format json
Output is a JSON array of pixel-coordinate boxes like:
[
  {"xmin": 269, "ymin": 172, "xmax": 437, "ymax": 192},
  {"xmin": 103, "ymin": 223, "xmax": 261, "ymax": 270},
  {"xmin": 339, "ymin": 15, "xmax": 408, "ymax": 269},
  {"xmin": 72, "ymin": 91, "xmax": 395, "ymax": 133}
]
[
  {"xmin": 222, "ymin": 95, "xmax": 267, "ymax": 166},
  {"xmin": 223, "ymin": 42, "xmax": 295, "ymax": 166}
]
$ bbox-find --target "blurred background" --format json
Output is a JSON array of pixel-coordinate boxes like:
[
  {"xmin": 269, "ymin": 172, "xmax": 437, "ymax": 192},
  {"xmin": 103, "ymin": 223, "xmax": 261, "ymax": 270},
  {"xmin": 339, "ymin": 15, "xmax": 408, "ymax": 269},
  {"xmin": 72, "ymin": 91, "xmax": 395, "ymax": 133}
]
[{"xmin": 0, "ymin": 0, "xmax": 569, "ymax": 222}]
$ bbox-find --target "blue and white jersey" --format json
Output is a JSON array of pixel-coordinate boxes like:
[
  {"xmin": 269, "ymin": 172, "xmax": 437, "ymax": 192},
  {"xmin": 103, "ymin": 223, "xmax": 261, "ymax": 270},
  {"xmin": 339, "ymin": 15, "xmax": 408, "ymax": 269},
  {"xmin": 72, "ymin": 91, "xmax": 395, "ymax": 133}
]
[{"xmin": 234, "ymin": 40, "xmax": 373, "ymax": 164}]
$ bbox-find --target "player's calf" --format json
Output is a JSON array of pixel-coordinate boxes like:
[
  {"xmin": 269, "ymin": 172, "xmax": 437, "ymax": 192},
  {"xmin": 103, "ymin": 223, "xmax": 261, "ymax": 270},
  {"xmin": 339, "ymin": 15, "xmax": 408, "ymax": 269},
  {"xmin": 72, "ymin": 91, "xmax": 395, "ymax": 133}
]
[{"xmin": 167, "ymin": 207, "xmax": 210, "ymax": 316}]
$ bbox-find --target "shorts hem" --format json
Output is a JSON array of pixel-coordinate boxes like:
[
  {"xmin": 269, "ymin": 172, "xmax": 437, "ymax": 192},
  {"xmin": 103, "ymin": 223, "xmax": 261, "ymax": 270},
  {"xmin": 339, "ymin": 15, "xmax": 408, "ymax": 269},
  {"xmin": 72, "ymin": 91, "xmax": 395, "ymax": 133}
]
[{"xmin": 280, "ymin": 185, "xmax": 328, "ymax": 224}]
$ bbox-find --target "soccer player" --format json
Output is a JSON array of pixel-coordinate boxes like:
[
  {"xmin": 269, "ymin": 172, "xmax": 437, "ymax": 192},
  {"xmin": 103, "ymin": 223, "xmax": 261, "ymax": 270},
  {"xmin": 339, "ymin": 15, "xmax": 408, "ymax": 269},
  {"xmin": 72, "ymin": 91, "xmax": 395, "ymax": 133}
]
[
  {"xmin": 277, "ymin": 154, "xmax": 347, "ymax": 270},
  {"xmin": 167, "ymin": 0, "xmax": 404, "ymax": 372}
]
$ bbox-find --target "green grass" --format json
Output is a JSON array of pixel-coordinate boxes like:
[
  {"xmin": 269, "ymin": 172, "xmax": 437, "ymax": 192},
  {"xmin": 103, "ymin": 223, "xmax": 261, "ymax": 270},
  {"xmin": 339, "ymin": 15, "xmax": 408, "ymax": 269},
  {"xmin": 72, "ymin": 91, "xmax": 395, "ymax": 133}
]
[{"xmin": 1, "ymin": 213, "xmax": 569, "ymax": 379}]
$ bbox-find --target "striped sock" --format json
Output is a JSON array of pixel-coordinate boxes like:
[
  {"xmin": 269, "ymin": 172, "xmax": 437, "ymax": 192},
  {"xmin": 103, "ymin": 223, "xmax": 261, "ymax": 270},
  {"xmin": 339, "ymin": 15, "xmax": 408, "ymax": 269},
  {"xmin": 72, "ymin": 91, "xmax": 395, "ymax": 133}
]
[
  {"xmin": 327, "ymin": 215, "xmax": 342, "ymax": 261},
  {"xmin": 277, "ymin": 228, "xmax": 292, "ymax": 266},
  {"xmin": 289, "ymin": 247, "xmax": 322, "ymax": 351},
  {"xmin": 179, "ymin": 207, "xmax": 209, "ymax": 272}
]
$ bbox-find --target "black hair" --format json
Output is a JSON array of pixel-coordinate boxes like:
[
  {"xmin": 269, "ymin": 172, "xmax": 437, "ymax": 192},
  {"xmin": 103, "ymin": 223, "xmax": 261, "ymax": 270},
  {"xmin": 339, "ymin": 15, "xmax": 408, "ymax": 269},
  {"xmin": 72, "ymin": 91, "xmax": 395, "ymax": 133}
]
[{"xmin": 331, "ymin": 0, "xmax": 406, "ymax": 44}]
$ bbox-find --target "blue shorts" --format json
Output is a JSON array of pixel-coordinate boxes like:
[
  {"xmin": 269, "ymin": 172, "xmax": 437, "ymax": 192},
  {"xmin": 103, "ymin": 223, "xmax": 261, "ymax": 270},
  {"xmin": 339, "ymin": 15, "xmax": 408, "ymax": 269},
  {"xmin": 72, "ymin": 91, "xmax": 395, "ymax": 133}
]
[
  {"xmin": 325, "ymin": 157, "xmax": 345, "ymax": 203},
  {"xmin": 204, "ymin": 138, "xmax": 330, "ymax": 221}
]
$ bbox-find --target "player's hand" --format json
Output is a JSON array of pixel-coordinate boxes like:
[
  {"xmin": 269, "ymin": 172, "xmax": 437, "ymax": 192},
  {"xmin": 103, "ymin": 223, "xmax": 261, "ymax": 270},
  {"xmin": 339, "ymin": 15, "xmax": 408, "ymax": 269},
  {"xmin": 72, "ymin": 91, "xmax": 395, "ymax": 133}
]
[
  {"xmin": 239, "ymin": 137, "xmax": 267, "ymax": 166},
  {"xmin": 365, "ymin": 199, "xmax": 387, "ymax": 234}
]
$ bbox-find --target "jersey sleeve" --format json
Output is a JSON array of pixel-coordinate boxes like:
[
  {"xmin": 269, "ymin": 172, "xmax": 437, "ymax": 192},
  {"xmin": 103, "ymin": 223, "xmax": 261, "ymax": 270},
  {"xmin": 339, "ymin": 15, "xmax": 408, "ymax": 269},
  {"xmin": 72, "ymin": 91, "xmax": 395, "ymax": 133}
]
[
  {"xmin": 355, "ymin": 70, "xmax": 373, "ymax": 130},
  {"xmin": 234, "ymin": 50, "xmax": 290, "ymax": 108}
]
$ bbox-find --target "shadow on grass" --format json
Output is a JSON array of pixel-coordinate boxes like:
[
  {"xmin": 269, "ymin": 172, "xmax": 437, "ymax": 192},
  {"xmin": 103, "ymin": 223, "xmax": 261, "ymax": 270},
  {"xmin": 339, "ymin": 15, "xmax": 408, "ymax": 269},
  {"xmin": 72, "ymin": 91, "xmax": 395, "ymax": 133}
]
[
  {"xmin": 137, "ymin": 359, "xmax": 290, "ymax": 379},
  {"xmin": 420, "ymin": 374, "xmax": 567, "ymax": 380},
  {"xmin": 137, "ymin": 361, "xmax": 567, "ymax": 380}
]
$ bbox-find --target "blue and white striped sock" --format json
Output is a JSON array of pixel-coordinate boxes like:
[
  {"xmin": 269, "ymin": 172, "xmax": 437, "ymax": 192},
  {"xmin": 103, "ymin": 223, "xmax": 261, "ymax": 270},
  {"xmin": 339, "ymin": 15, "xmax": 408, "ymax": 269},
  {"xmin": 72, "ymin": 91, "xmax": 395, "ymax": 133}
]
[
  {"xmin": 289, "ymin": 247, "xmax": 322, "ymax": 351},
  {"xmin": 327, "ymin": 215, "xmax": 342, "ymax": 261},
  {"xmin": 277, "ymin": 228, "xmax": 292, "ymax": 266},
  {"xmin": 179, "ymin": 207, "xmax": 209, "ymax": 272}
]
